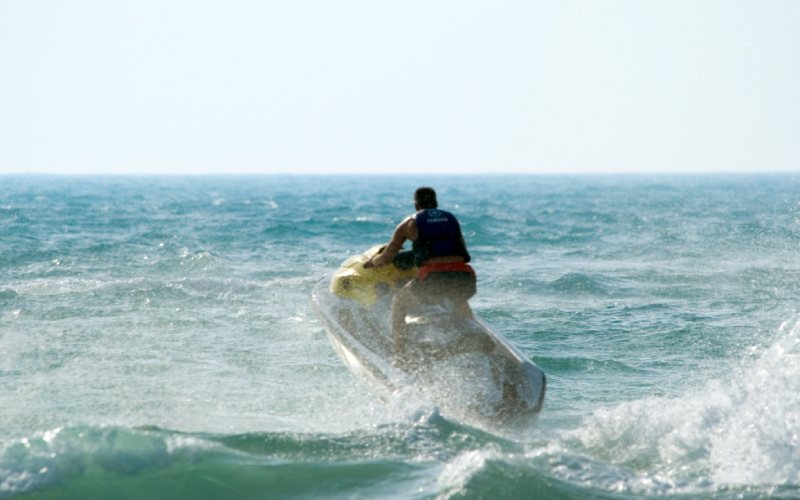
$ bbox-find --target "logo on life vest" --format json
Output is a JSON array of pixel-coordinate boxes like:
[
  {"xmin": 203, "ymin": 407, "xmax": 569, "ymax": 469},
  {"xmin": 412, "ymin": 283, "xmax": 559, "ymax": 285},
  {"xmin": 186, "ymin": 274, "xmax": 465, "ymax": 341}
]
[{"xmin": 426, "ymin": 210, "xmax": 448, "ymax": 223}]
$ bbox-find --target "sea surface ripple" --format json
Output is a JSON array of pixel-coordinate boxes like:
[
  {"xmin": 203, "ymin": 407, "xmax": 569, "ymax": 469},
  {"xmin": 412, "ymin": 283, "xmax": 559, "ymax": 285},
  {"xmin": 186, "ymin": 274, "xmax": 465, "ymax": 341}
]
[{"xmin": 2, "ymin": 174, "xmax": 800, "ymax": 499}]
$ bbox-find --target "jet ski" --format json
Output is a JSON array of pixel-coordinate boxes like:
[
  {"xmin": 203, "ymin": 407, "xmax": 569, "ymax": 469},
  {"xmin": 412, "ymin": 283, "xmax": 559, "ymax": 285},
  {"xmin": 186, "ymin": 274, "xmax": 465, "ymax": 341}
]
[{"xmin": 311, "ymin": 245, "xmax": 545, "ymax": 427}]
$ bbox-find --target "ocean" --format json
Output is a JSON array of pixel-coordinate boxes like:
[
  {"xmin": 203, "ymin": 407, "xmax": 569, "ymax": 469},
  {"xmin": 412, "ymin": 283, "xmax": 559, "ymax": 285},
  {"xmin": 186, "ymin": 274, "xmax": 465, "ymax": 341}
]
[{"xmin": 1, "ymin": 174, "xmax": 799, "ymax": 499}]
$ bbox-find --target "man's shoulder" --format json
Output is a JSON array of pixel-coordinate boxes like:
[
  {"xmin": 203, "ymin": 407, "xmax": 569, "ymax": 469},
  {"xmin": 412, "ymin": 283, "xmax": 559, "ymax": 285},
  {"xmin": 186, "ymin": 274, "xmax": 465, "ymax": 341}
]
[{"xmin": 394, "ymin": 214, "xmax": 417, "ymax": 232}]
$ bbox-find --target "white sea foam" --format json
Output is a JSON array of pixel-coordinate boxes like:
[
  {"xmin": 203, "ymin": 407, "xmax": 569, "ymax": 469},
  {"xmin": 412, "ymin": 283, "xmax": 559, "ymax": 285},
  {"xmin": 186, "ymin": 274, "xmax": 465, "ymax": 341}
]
[
  {"xmin": 709, "ymin": 318, "xmax": 800, "ymax": 485},
  {"xmin": 570, "ymin": 317, "xmax": 800, "ymax": 492},
  {"xmin": 437, "ymin": 447, "xmax": 498, "ymax": 499}
]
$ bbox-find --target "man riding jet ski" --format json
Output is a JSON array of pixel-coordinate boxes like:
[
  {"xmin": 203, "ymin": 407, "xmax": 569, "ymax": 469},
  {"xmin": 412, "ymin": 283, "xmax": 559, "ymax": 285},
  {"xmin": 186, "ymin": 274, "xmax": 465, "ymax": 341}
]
[
  {"xmin": 312, "ymin": 187, "xmax": 546, "ymax": 424},
  {"xmin": 365, "ymin": 187, "xmax": 481, "ymax": 369}
]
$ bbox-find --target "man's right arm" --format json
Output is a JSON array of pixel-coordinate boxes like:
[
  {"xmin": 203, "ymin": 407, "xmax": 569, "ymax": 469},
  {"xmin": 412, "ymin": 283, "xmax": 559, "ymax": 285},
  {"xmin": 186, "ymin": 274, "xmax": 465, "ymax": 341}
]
[{"xmin": 366, "ymin": 217, "xmax": 415, "ymax": 268}]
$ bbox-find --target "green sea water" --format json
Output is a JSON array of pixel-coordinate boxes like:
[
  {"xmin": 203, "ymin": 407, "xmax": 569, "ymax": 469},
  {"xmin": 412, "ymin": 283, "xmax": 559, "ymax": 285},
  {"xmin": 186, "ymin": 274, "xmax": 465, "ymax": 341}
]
[{"xmin": 2, "ymin": 174, "xmax": 800, "ymax": 498}]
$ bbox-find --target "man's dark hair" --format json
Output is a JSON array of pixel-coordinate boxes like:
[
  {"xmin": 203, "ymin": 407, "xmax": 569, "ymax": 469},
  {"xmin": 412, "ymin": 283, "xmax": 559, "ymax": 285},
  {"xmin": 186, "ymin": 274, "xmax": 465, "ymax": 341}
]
[{"xmin": 414, "ymin": 187, "xmax": 438, "ymax": 209}]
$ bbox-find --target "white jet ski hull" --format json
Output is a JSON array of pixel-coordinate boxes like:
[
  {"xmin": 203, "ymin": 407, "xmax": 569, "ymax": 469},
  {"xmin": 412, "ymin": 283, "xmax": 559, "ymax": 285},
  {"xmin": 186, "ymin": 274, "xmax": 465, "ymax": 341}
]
[{"xmin": 311, "ymin": 247, "xmax": 545, "ymax": 427}]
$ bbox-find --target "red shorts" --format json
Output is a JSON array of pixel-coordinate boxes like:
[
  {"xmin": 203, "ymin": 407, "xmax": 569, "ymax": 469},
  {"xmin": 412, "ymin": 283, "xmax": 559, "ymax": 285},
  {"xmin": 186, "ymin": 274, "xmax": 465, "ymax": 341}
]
[{"xmin": 418, "ymin": 262, "xmax": 475, "ymax": 282}]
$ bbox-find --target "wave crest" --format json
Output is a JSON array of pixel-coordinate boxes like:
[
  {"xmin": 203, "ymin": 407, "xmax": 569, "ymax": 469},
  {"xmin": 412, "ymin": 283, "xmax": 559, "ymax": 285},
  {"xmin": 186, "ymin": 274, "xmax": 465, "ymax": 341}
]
[{"xmin": 567, "ymin": 317, "xmax": 800, "ymax": 493}]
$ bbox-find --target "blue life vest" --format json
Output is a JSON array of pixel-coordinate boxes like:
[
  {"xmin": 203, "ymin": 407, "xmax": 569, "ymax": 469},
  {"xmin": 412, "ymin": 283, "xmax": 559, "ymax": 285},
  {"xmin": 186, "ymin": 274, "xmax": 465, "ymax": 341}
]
[{"xmin": 412, "ymin": 209, "xmax": 471, "ymax": 266}]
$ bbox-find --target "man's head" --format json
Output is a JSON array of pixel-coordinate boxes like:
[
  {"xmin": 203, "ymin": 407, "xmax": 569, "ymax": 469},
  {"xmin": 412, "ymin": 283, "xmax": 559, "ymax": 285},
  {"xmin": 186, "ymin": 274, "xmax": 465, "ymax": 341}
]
[{"xmin": 414, "ymin": 187, "xmax": 438, "ymax": 210}]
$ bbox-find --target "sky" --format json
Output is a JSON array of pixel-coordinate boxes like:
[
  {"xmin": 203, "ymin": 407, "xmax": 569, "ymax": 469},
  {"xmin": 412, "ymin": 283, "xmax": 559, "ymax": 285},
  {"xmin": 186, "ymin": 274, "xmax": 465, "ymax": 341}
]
[{"xmin": 1, "ymin": 1, "xmax": 799, "ymax": 175}]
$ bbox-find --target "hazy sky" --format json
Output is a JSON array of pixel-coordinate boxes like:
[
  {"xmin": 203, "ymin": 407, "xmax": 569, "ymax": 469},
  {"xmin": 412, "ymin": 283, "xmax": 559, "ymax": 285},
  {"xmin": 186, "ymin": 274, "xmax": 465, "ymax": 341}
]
[{"xmin": 1, "ymin": 1, "xmax": 798, "ymax": 175}]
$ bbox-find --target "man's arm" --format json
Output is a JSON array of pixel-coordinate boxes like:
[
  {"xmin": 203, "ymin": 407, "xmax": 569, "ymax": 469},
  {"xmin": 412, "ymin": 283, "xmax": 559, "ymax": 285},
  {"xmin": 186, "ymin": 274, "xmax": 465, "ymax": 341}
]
[{"xmin": 366, "ymin": 216, "xmax": 416, "ymax": 268}]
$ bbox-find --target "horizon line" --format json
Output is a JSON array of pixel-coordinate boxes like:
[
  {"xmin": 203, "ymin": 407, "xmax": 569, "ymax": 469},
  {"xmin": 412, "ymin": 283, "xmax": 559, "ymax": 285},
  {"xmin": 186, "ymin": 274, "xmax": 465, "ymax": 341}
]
[{"xmin": 1, "ymin": 169, "xmax": 799, "ymax": 177}]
